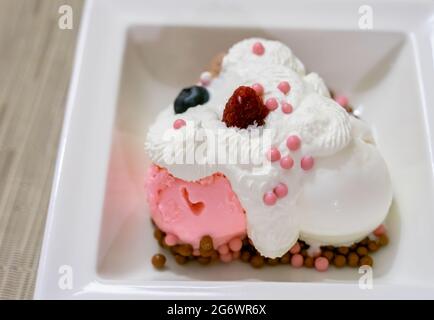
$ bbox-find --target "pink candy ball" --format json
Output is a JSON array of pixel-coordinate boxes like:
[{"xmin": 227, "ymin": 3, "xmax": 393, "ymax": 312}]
[
  {"xmin": 374, "ymin": 224, "xmax": 386, "ymax": 236},
  {"xmin": 220, "ymin": 253, "xmax": 233, "ymax": 263},
  {"xmin": 277, "ymin": 81, "xmax": 291, "ymax": 95},
  {"xmin": 252, "ymin": 42, "xmax": 265, "ymax": 55},
  {"xmin": 263, "ymin": 191, "xmax": 277, "ymax": 206},
  {"xmin": 334, "ymin": 95, "xmax": 349, "ymax": 107},
  {"xmin": 281, "ymin": 102, "xmax": 293, "ymax": 114},
  {"xmin": 229, "ymin": 238, "xmax": 243, "ymax": 252},
  {"xmin": 286, "ymin": 135, "xmax": 301, "ymax": 151},
  {"xmin": 173, "ymin": 119, "xmax": 186, "ymax": 129},
  {"xmin": 266, "ymin": 147, "xmax": 281, "ymax": 162},
  {"xmin": 289, "ymin": 242, "xmax": 301, "ymax": 254},
  {"xmin": 265, "ymin": 98, "xmax": 278, "ymax": 111},
  {"xmin": 218, "ymin": 244, "xmax": 229, "ymax": 255},
  {"xmin": 291, "ymin": 254, "xmax": 304, "ymax": 268},
  {"xmin": 273, "ymin": 183, "xmax": 288, "ymax": 198},
  {"xmin": 164, "ymin": 234, "xmax": 178, "ymax": 246},
  {"xmin": 252, "ymin": 83, "xmax": 264, "ymax": 95},
  {"xmin": 280, "ymin": 156, "xmax": 294, "ymax": 170},
  {"xmin": 199, "ymin": 71, "xmax": 212, "ymax": 86},
  {"xmin": 301, "ymin": 156, "xmax": 315, "ymax": 171},
  {"xmin": 315, "ymin": 257, "xmax": 329, "ymax": 272}
]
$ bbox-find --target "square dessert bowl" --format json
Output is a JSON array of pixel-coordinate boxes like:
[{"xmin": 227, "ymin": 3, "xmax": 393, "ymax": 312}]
[{"xmin": 35, "ymin": 0, "xmax": 434, "ymax": 299}]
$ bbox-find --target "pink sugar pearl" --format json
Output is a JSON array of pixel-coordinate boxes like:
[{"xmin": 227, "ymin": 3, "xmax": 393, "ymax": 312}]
[
  {"xmin": 280, "ymin": 156, "xmax": 294, "ymax": 170},
  {"xmin": 265, "ymin": 98, "xmax": 278, "ymax": 111},
  {"xmin": 286, "ymin": 135, "xmax": 301, "ymax": 151},
  {"xmin": 315, "ymin": 257, "xmax": 329, "ymax": 272},
  {"xmin": 218, "ymin": 244, "xmax": 229, "ymax": 255},
  {"xmin": 291, "ymin": 254, "xmax": 304, "ymax": 268},
  {"xmin": 199, "ymin": 71, "xmax": 212, "ymax": 86},
  {"xmin": 173, "ymin": 119, "xmax": 186, "ymax": 129},
  {"xmin": 301, "ymin": 156, "xmax": 315, "ymax": 171},
  {"xmin": 374, "ymin": 224, "xmax": 386, "ymax": 236},
  {"xmin": 252, "ymin": 42, "xmax": 265, "ymax": 55},
  {"xmin": 334, "ymin": 94, "xmax": 349, "ymax": 107},
  {"xmin": 266, "ymin": 147, "xmax": 281, "ymax": 162},
  {"xmin": 232, "ymin": 251, "xmax": 240, "ymax": 259},
  {"xmin": 277, "ymin": 81, "xmax": 291, "ymax": 95},
  {"xmin": 289, "ymin": 242, "xmax": 301, "ymax": 254},
  {"xmin": 164, "ymin": 234, "xmax": 178, "ymax": 246},
  {"xmin": 263, "ymin": 191, "xmax": 277, "ymax": 206},
  {"xmin": 273, "ymin": 183, "xmax": 288, "ymax": 198},
  {"xmin": 220, "ymin": 253, "xmax": 233, "ymax": 263},
  {"xmin": 281, "ymin": 102, "xmax": 293, "ymax": 114},
  {"xmin": 229, "ymin": 238, "xmax": 243, "ymax": 252},
  {"xmin": 252, "ymin": 83, "xmax": 264, "ymax": 95}
]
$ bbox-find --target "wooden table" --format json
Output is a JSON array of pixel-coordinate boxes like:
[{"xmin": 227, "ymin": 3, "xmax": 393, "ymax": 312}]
[{"xmin": 0, "ymin": 0, "xmax": 83, "ymax": 299}]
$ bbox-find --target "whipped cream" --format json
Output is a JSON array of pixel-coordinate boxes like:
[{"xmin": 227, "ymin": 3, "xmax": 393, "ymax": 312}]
[{"xmin": 145, "ymin": 38, "xmax": 393, "ymax": 258}]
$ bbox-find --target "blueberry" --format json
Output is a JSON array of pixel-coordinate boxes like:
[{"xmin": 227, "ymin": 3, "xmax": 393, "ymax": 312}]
[{"xmin": 174, "ymin": 86, "xmax": 210, "ymax": 114}]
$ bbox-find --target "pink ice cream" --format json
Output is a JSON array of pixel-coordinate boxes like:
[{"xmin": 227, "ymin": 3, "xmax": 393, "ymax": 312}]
[{"xmin": 146, "ymin": 165, "xmax": 247, "ymax": 249}]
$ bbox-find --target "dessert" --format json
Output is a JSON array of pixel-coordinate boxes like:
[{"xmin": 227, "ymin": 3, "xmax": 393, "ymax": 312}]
[{"xmin": 145, "ymin": 38, "xmax": 392, "ymax": 271}]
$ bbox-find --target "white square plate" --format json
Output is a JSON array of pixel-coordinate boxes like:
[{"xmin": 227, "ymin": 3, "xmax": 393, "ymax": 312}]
[{"xmin": 35, "ymin": 0, "xmax": 434, "ymax": 299}]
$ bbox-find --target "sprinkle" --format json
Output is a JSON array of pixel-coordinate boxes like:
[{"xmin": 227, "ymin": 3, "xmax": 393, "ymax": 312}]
[
  {"xmin": 263, "ymin": 191, "xmax": 277, "ymax": 206},
  {"xmin": 173, "ymin": 119, "xmax": 186, "ymax": 129},
  {"xmin": 252, "ymin": 83, "xmax": 264, "ymax": 95},
  {"xmin": 273, "ymin": 183, "xmax": 288, "ymax": 198},
  {"xmin": 334, "ymin": 94, "xmax": 349, "ymax": 107},
  {"xmin": 199, "ymin": 71, "xmax": 212, "ymax": 86},
  {"xmin": 289, "ymin": 242, "xmax": 301, "ymax": 254},
  {"xmin": 164, "ymin": 234, "xmax": 178, "ymax": 246},
  {"xmin": 218, "ymin": 244, "xmax": 229, "ymax": 255},
  {"xmin": 374, "ymin": 224, "xmax": 386, "ymax": 236},
  {"xmin": 228, "ymin": 238, "xmax": 243, "ymax": 252},
  {"xmin": 291, "ymin": 254, "xmax": 304, "ymax": 268},
  {"xmin": 281, "ymin": 102, "xmax": 293, "ymax": 114},
  {"xmin": 265, "ymin": 98, "xmax": 278, "ymax": 111},
  {"xmin": 286, "ymin": 135, "xmax": 301, "ymax": 151},
  {"xmin": 277, "ymin": 81, "xmax": 291, "ymax": 94},
  {"xmin": 252, "ymin": 42, "xmax": 265, "ymax": 55},
  {"xmin": 266, "ymin": 147, "xmax": 281, "ymax": 162},
  {"xmin": 280, "ymin": 156, "xmax": 294, "ymax": 170},
  {"xmin": 220, "ymin": 253, "xmax": 233, "ymax": 263},
  {"xmin": 301, "ymin": 156, "xmax": 315, "ymax": 171},
  {"xmin": 314, "ymin": 257, "xmax": 329, "ymax": 272}
]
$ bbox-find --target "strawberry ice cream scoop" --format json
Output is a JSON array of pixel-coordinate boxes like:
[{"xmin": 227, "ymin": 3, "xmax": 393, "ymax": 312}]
[{"xmin": 146, "ymin": 165, "xmax": 247, "ymax": 249}]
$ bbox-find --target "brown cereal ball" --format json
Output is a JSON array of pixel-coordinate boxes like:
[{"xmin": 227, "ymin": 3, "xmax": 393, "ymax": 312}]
[
  {"xmin": 250, "ymin": 255, "xmax": 265, "ymax": 268},
  {"xmin": 210, "ymin": 250, "xmax": 219, "ymax": 261},
  {"xmin": 153, "ymin": 228, "xmax": 164, "ymax": 241},
  {"xmin": 280, "ymin": 253, "xmax": 291, "ymax": 264},
  {"xmin": 300, "ymin": 249, "xmax": 308, "ymax": 257},
  {"xmin": 197, "ymin": 257, "xmax": 211, "ymax": 265},
  {"xmin": 323, "ymin": 250, "xmax": 334, "ymax": 262},
  {"xmin": 347, "ymin": 252, "xmax": 359, "ymax": 268},
  {"xmin": 267, "ymin": 258, "xmax": 279, "ymax": 266},
  {"xmin": 152, "ymin": 254, "xmax": 166, "ymax": 269},
  {"xmin": 368, "ymin": 241, "xmax": 379, "ymax": 252},
  {"xmin": 304, "ymin": 256, "xmax": 314, "ymax": 268},
  {"xmin": 360, "ymin": 237, "xmax": 369, "ymax": 245},
  {"xmin": 200, "ymin": 235, "xmax": 214, "ymax": 253},
  {"xmin": 379, "ymin": 234, "xmax": 389, "ymax": 246},
  {"xmin": 240, "ymin": 251, "xmax": 251, "ymax": 263},
  {"xmin": 337, "ymin": 246, "xmax": 349, "ymax": 256},
  {"xmin": 359, "ymin": 255, "xmax": 373, "ymax": 267},
  {"xmin": 174, "ymin": 244, "xmax": 193, "ymax": 257},
  {"xmin": 175, "ymin": 254, "xmax": 188, "ymax": 265},
  {"xmin": 333, "ymin": 255, "xmax": 346, "ymax": 268},
  {"xmin": 356, "ymin": 246, "xmax": 369, "ymax": 257}
]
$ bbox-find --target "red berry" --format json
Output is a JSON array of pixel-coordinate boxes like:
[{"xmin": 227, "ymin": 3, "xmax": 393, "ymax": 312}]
[{"xmin": 222, "ymin": 86, "xmax": 269, "ymax": 129}]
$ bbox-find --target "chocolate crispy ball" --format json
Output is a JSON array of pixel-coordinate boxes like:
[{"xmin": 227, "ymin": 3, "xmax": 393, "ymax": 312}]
[
  {"xmin": 347, "ymin": 252, "xmax": 359, "ymax": 268},
  {"xmin": 333, "ymin": 255, "xmax": 346, "ymax": 268},
  {"xmin": 152, "ymin": 254, "xmax": 166, "ymax": 269},
  {"xmin": 250, "ymin": 255, "xmax": 265, "ymax": 268},
  {"xmin": 360, "ymin": 255, "xmax": 373, "ymax": 267}
]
